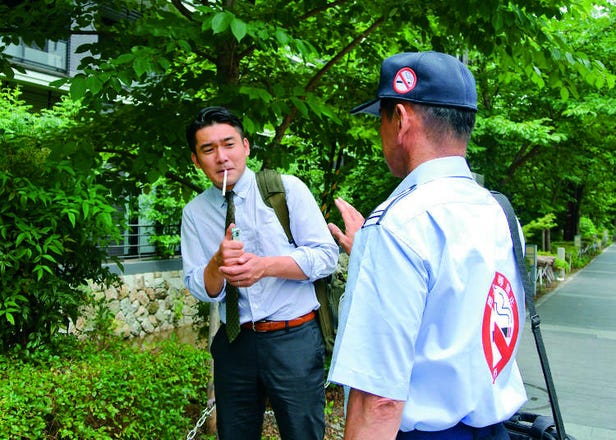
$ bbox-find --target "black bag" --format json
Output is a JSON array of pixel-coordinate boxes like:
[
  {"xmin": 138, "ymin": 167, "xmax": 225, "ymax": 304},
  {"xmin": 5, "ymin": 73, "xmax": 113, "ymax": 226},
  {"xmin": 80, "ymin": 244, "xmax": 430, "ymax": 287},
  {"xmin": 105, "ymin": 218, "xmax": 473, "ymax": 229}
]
[
  {"xmin": 505, "ymin": 412, "xmax": 572, "ymax": 440},
  {"xmin": 493, "ymin": 192, "xmax": 575, "ymax": 440}
]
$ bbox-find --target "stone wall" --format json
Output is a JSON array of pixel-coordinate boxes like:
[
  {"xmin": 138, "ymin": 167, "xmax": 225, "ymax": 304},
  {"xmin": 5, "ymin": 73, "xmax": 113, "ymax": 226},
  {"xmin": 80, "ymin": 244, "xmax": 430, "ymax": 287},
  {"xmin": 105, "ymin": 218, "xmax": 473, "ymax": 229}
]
[
  {"xmin": 72, "ymin": 261, "xmax": 203, "ymax": 339},
  {"xmin": 72, "ymin": 254, "xmax": 350, "ymax": 340}
]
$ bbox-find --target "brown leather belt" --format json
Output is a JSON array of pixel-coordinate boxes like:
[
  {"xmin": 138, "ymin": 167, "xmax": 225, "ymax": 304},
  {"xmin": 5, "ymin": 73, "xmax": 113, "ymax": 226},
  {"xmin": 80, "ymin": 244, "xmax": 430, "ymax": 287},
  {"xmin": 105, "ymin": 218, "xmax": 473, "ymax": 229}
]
[{"xmin": 240, "ymin": 311, "xmax": 316, "ymax": 333}]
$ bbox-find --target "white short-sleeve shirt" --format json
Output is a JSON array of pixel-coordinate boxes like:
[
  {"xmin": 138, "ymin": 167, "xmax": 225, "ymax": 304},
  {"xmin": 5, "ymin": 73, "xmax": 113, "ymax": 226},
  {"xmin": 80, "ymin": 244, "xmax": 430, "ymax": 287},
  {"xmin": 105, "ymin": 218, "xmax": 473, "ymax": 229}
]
[{"xmin": 328, "ymin": 156, "xmax": 527, "ymax": 432}]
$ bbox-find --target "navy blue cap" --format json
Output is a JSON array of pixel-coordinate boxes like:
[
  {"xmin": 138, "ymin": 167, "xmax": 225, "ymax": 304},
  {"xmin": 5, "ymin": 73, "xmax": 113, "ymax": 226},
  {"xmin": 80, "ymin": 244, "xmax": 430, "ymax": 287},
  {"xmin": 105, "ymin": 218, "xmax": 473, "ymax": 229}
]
[{"xmin": 351, "ymin": 51, "xmax": 477, "ymax": 116}]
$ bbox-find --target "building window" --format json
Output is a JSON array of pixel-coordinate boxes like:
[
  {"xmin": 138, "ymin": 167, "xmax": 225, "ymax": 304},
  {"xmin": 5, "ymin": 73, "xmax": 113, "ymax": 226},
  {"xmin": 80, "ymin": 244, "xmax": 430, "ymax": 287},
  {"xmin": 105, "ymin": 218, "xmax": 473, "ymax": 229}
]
[{"xmin": 4, "ymin": 39, "xmax": 68, "ymax": 73}]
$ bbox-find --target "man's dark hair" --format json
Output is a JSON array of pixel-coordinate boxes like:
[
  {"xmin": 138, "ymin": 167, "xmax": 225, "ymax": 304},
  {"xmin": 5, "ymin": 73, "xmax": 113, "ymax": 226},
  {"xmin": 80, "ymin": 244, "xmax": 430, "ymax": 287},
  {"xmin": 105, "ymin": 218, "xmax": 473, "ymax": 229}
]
[
  {"xmin": 186, "ymin": 106, "xmax": 245, "ymax": 154},
  {"xmin": 380, "ymin": 99, "xmax": 476, "ymax": 143}
]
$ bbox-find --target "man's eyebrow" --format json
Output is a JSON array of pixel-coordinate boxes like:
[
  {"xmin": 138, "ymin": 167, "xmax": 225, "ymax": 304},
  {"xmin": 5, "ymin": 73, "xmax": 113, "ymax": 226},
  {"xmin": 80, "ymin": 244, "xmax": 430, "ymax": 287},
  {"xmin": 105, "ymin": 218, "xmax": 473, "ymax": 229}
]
[{"xmin": 197, "ymin": 136, "xmax": 235, "ymax": 150}]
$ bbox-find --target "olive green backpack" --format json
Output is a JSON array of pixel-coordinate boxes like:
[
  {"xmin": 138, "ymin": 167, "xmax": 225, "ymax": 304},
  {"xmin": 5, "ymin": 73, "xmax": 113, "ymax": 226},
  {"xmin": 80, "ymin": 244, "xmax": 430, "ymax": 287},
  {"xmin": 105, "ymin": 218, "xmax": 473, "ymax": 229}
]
[{"xmin": 256, "ymin": 169, "xmax": 336, "ymax": 353}]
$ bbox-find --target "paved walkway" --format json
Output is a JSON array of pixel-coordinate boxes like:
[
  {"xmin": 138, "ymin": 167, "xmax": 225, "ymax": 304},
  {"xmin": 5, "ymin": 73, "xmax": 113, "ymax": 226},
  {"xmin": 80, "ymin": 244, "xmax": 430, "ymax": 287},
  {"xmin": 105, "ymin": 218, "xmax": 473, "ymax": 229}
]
[{"xmin": 516, "ymin": 243, "xmax": 616, "ymax": 440}]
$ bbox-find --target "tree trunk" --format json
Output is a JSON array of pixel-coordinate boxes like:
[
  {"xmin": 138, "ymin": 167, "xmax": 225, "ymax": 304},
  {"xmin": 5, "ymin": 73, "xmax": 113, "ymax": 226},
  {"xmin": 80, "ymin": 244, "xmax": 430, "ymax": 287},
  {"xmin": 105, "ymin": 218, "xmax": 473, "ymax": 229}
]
[{"xmin": 563, "ymin": 183, "xmax": 584, "ymax": 241}]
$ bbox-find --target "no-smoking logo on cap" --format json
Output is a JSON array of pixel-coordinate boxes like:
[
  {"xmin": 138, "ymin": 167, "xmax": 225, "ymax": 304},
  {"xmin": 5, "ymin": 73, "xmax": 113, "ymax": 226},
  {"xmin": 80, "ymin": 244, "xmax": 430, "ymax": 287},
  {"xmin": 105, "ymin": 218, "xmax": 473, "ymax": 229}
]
[{"xmin": 393, "ymin": 67, "xmax": 417, "ymax": 95}]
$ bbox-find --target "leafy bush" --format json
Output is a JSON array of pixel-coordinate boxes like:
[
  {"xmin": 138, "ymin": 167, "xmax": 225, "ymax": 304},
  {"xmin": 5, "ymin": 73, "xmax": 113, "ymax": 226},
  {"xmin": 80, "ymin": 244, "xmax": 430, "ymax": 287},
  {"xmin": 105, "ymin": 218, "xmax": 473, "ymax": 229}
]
[
  {"xmin": 521, "ymin": 213, "xmax": 557, "ymax": 242},
  {"xmin": 550, "ymin": 240, "xmax": 604, "ymax": 270},
  {"xmin": 0, "ymin": 88, "xmax": 122, "ymax": 351},
  {"xmin": 138, "ymin": 178, "xmax": 185, "ymax": 258},
  {"xmin": 578, "ymin": 216, "xmax": 598, "ymax": 240},
  {"xmin": 552, "ymin": 257, "xmax": 569, "ymax": 272},
  {"xmin": 0, "ymin": 335, "xmax": 211, "ymax": 439},
  {"xmin": 0, "ymin": 164, "xmax": 122, "ymax": 351}
]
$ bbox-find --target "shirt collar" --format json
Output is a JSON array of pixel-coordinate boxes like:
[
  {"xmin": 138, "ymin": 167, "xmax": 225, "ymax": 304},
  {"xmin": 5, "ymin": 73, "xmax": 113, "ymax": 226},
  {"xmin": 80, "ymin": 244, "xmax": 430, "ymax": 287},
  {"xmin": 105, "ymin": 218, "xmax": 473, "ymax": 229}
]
[
  {"xmin": 217, "ymin": 167, "xmax": 254, "ymax": 207},
  {"xmin": 392, "ymin": 156, "xmax": 474, "ymax": 198},
  {"xmin": 231, "ymin": 167, "xmax": 253, "ymax": 199}
]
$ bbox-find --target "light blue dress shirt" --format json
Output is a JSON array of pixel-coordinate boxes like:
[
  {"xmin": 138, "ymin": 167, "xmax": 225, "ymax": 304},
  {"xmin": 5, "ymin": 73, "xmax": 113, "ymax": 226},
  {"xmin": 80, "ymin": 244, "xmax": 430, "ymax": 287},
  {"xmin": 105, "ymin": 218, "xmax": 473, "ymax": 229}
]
[
  {"xmin": 328, "ymin": 156, "xmax": 527, "ymax": 431},
  {"xmin": 181, "ymin": 168, "xmax": 339, "ymax": 324}
]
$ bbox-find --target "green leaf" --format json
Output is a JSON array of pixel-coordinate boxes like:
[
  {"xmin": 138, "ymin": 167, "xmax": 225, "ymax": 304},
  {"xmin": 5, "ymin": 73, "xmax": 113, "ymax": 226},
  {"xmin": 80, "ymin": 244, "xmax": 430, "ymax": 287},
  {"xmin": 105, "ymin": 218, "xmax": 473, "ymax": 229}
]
[
  {"xmin": 67, "ymin": 211, "xmax": 76, "ymax": 228},
  {"xmin": 274, "ymin": 28, "xmax": 289, "ymax": 45},
  {"xmin": 560, "ymin": 87, "xmax": 569, "ymax": 101},
  {"xmin": 85, "ymin": 76, "xmax": 103, "ymax": 95},
  {"xmin": 211, "ymin": 12, "xmax": 232, "ymax": 34},
  {"xmin": 15, "ymin": 232, "xmax": 28, "ymax": 247},
  {"xmin": 42, "ymin": 254, "xmax": 58, "ymax": 263},
  {"xmin": 231, "ymin": 18, "xmax": 247, "ymax": 42},
  {"xmin": 114, "ymin": 53, "xmax": 135, "ymax": 65},
  {"xmin": 70, "ymin": 76, "xmax": 87, "ymax": 100},
  {"xmin": 118, "ymin": 70, "xmax": 133, "ymax": 86},
  {"xmin": 50, "ymin": 78, "xmax": 69, "ymax": 89},
  {"xmin": 290, "ymin": 97, "xmax": 308, "ymax": 116},
  {"xmin": 158, "ymin": 57, "xmax": 171, "ymax": 71},
  {"xmin": 133, "ymin": 57, "xmax": 149, "ymax": 78},
  {"xmin": 239, "ymin": 85, "xmax": 273, "ymax": 102},
  {"xmin": 177, "ymin": 39, "xmax": 192, "ymax": 52}
]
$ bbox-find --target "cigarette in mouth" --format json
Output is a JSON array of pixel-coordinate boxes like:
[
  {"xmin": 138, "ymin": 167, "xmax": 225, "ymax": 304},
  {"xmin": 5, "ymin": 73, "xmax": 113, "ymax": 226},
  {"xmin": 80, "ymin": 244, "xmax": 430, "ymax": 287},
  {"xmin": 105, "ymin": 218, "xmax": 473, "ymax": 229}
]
[{"xmin": 221, "ymin": 169, "xmax": 228, "ymax": 196}]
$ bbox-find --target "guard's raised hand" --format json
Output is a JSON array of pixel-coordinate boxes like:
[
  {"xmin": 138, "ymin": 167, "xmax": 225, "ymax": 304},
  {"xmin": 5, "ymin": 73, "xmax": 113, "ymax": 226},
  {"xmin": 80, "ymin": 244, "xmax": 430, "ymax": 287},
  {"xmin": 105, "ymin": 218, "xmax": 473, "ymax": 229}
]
[{"xmin": 328, "ymin": 197, "xmax": 364, "ymax": 255}]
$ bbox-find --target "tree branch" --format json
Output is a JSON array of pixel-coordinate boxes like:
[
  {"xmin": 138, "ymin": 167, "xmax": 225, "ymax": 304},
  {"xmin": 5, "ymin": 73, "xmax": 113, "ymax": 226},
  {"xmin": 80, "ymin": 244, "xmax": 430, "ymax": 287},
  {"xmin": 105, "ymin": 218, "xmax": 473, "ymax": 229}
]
[
  {"xmin": 501, "ymin": 143, "xmax": 542, "ymax": 186},
  {"xmin": 165, "ymin": 171, "xmax": 204, "ymax": 194},
  {"xmin": 170, "ymin": 0, "xmax": 194, "ymax": 21},
  {"xmin": 306, "ymin": 15, "xmax": 385, "ymax": 93},
  {"xmin": 273, "ymin": 15, "xmax": 386, "ymax": 144},
  {"xmin": 299, "ymin": 0, "xmax": 353, "ymax": 21}
]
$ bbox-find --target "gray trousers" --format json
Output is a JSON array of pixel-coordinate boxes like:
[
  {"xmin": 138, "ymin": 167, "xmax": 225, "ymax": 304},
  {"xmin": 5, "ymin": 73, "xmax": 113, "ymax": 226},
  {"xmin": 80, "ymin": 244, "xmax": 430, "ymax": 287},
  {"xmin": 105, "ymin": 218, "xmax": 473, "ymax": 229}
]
[{"xmin": 211, "ymin": 319, "xmax": 325, "ymax": 440}]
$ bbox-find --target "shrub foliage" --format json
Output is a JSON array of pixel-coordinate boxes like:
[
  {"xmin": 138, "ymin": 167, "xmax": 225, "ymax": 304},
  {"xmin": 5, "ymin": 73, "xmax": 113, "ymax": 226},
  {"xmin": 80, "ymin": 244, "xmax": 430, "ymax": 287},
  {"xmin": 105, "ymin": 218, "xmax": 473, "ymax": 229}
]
[
  {"xmin": 0, "ymin": 166, "xmax": 122, "ymax": 351},
  {"xmin": 0, "ymin": 336, "xmax": 211, "ymax": 439},
  {"xmin": 0, "ymin": 88, "xmax": 121, "ymax": 351}
]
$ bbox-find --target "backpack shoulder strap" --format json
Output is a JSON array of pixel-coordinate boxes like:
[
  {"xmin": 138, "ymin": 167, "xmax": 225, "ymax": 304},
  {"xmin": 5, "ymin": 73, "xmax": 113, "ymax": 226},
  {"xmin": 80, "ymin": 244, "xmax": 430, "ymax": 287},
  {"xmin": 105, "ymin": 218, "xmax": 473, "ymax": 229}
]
[
  {"xmin": 256, "ymin": 168, "xmax": 295, "ymax": 245},
  {"xmin": 256, "ymin": 168, "xmax": 336, "ymax": 354}
]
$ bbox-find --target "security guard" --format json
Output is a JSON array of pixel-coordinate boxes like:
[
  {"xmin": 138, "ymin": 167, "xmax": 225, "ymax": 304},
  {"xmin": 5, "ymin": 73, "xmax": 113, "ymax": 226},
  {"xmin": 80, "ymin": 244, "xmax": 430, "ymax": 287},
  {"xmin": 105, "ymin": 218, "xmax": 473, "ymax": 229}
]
[{"xmin": 328, "ymin": 51, "xmax": 527, "ymax": 439}]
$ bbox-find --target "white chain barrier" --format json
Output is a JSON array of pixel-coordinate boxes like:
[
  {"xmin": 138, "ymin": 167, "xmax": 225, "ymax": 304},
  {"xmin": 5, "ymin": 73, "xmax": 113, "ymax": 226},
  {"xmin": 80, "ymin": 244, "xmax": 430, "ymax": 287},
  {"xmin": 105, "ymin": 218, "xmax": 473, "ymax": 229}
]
[{"xmin": 186, "ymin": 400, "xmax": 216, "ymax": 440}]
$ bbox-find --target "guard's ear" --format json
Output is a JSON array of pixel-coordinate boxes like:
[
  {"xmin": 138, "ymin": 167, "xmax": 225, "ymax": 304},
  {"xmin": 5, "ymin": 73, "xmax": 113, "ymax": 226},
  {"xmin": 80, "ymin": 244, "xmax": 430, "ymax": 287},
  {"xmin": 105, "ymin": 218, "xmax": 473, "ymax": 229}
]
[
  {"xmin": 395, "ymin": 102, "xmax": 413, "ymax": 135},
  {"xmin": 395, "ymin": 103, "xmax": 403, "ymax": 127}
]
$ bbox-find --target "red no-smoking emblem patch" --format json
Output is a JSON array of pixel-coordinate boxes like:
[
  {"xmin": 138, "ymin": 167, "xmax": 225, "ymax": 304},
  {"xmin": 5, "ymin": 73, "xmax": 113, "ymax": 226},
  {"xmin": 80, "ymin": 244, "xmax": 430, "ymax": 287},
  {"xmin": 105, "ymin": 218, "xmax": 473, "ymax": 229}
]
[
  {"xmin": 482, "ymin": 272, "xmax": 520, "ymax": 383},
  {"xmin": 392, "ymin": 67, "xmax": 417, "ymax": 94}
]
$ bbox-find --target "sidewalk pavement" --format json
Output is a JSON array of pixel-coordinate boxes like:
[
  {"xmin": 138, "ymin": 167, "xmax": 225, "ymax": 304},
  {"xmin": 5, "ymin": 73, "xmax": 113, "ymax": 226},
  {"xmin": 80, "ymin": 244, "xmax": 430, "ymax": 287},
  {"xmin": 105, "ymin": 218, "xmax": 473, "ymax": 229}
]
[{"xmin": 516, "ymin": 243, "xmax": 616, "ymax": 440}]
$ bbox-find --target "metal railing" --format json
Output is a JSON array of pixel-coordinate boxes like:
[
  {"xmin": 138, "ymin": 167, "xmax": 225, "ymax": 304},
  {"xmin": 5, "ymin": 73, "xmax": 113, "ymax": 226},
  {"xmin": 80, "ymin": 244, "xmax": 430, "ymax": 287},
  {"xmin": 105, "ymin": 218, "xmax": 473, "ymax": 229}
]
[{"xmin": 104, "ymin": 223, "xmax": 180, "ymax": 260}]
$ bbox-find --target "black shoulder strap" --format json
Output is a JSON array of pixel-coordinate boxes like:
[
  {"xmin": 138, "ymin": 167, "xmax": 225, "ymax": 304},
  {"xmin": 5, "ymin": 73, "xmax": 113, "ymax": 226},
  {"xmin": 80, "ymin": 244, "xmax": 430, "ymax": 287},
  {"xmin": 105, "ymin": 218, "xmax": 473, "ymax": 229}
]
[
  {"xmin": 256, "ymin": 169, "xmax": 294, "ymax": 245},
  {"xmin": 491, "ymin": 191, "xmax": 568, "ymax": 440}
]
